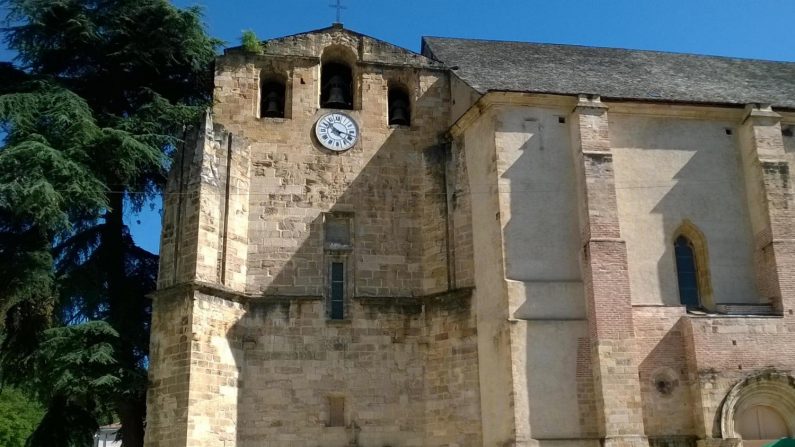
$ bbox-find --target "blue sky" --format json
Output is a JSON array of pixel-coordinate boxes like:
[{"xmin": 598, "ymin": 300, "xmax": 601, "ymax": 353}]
[
  {"xmin": 172, "ymin": 0, "xmax": 795, "ymax": 61},
  {"xmin": 4, "ymin": 0, "xmax": 795, "ymax": 253}
]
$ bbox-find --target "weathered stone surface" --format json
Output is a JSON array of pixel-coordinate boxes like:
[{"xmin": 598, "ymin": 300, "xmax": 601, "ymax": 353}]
[{"xmin": 146, "ymin": 26, "xmax": 795, "ymax": 447}]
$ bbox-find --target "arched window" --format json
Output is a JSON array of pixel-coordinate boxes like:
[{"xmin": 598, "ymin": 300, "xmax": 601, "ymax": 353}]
[
  {"xmin": 674, "ymin": 235, "xmax": 700, "ymax": 308},
  {"xmin": 388, "ymin": 84, "xmax": 411, "ymax": 126},
  {"xmin": 673, "ymin": 220, "xmax": 713, "ymax": 310},
  {"xmin": 320, "ymin": 62, "xmax": 352, "ymax": 109},
  {"xmin": 260, "ymin": 80, "xmax": 286, "ymax": 118}
]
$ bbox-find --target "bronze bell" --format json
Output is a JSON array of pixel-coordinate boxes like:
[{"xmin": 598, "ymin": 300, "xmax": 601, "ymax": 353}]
[
  {"xmin": 324, "ymin": 74, "xmax": 349, "ymax": 108},
  {"xmin": 262, "ymin": 90, "xmax": 282, "ymax": 118},
  {"xmin": 389, "ymin": 97, "xmax": 410, "ymax": 126}
]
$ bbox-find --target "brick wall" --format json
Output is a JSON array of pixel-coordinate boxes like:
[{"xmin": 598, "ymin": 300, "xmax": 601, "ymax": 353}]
[{"xmin": 633, "ymin": 306, "xmax": 696, "ymax": 436}]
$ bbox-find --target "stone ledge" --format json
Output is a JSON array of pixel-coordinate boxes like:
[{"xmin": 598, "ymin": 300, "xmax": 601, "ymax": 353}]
[{"xmin": 151, "ymin": 280, "xmax": 474, "ymax": 311}]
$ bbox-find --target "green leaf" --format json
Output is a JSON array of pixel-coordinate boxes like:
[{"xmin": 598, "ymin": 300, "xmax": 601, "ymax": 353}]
[{"xmin": 0, "ymin": 388, "xmax": 44, "ymax": 447}]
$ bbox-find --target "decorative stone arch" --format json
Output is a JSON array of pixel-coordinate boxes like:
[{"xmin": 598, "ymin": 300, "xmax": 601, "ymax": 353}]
[
  {"xmin": 720, "ymin": 370, "xmax": 795, "ymax": 441},
  {"xmin": 319, "ymin": 44, "xmax": 359, "ymax": 110},
  {"xmin": 673, "ymin": 219, "xmax": 714, "ymax": 310}
]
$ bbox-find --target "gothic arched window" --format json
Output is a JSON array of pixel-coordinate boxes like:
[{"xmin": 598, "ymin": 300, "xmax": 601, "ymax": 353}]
[
  {"xmin": 320, "ymin": 62, "xmax": 353, "ymax": 109},
  {"xmin": 673, "ymin": 220, "xmax": 712, "ymax": 310},
  {"xmin": 674, "ymin": 235, "xmax": 700, "ymax": 308}
]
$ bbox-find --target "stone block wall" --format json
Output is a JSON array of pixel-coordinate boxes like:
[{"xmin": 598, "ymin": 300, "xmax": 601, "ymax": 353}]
[
  {"xmin": 234, "ymin": 298, "xmax": 428, "ymax": 447},
  {"xmin": 159, "ymin": 290, "xmax": 479, "ymax": 447},
  {"xmin": 423, "ymin": 291, "xmax": 482, "ymax": 446},
  {"xmin": 148, "ymin": 26, "xmax": 482, "ymax": 447},
  {"xmin": 185, "ymin": 292, "xmax": 246, "ymax": 447},
  {"xmin": 144, "ymin": 289, "xmax": 193, "ymax": 447},
  {"xmin": 210, "ymin": 31, "xmax": 452, "ymax": 300},
  {"xmin": 449, "ymin": 141, "xmax": 475, "ymax": 289},
  {"xmin": 157, "ymin": 115, "xmax": 251, "ymax": 293}
]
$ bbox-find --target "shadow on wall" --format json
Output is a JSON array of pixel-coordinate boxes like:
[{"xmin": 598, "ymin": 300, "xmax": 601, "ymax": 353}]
[
  {"xmin": 497, "ymin": 108, "xmax": 596, "ymax": 439},
  {"xmin": 609, "ymin": 117, "xmax": 758, "ymax": 307},
  {"xmin": 637, "ymin": 317, "xmax": 696, "ymax": 437},
  {"xmin": 221, "ymin": 76, "xmax": 482, "ymax": 447}
]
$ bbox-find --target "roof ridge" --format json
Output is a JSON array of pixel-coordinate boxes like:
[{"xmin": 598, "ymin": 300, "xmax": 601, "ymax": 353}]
[
  {"xmin": 259, "ymin": 26, "xmax": 439, "ymax": 64},
  {"xmin": 422, "ymin": 36, "xmax": 795, "ymax": 65}
]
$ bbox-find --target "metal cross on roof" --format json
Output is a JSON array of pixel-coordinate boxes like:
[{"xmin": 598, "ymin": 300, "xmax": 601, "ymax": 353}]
[{"xmin": 329, "ymin": 0, "xmax": 346, "ymax": 24}]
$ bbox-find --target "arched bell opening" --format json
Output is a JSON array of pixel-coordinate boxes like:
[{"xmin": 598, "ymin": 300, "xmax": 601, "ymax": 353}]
[
  {"xmin": 320, "ymin": 62, "xmax": 353, "ymax": 110},
  {"xmin": 388, "ymin": 84, "xmax": 411, "ymax": 126},
  {"xmin": 260, "ymin": 79, "xmax": 286, "ymax": 118}
]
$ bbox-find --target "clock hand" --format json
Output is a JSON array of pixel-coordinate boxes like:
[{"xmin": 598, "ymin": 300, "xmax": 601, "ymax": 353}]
[{"xmin": 330, "ymin": 125, "xmax": 353, "ymax": 138}]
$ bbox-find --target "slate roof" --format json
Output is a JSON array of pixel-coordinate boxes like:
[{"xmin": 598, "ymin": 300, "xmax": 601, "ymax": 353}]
[{"xmin": 421, "ymin": 37, "xmax": 795, "ymax": 109}]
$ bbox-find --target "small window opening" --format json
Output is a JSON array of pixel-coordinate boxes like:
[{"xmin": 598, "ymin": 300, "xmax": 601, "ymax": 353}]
[
  {"xmin": 558, "ymin": 116, "xmax": 566, "ymax": 124},
  {"xmin": 328, "ymin": 396, "xmax": 345, "ymax": 427},
  {"xmin": 330, "ymin": 262, "xmax": 345, "ymax": 320},
  {"xmin": 674, "ymin": 235, "xmax": 700, "ymax": 308},
  {"xmin": 388, "ymin": 86, "xmax": 411, "ymax": 126},
  {"xmin": 725, "ymin": 128, "xmax": 733, "ymax": 135},
  {"xmin": 783, "ymin": 126, "xmax": 793, "ymax": 138},
  {"xmin": 260, "ymin": 80, "xmax": 285, "ymax": 118},
  {"xmin": 321, "ymin": 62, "xmax": 353, "ymax": 109}
]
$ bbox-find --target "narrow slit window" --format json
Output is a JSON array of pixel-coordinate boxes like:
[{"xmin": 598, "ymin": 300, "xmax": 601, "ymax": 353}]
[
  {"xmin": 674, "ymin": 235, "xmax": 700, "ymax": 308},
  {"xmin": 330, "ymin": 262, "xmax": 345, "ymax": 320}
]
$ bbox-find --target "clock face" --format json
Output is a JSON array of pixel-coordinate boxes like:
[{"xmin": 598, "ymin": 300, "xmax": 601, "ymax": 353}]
[{"xmin": 315, "ymin": 112, "xmax": 359, "ymax": 151}]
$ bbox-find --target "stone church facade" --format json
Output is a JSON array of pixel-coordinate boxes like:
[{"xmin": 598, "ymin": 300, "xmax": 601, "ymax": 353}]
[{"xmin": 143, "ymin": 25, "xmax": 795, "ymax": 447}]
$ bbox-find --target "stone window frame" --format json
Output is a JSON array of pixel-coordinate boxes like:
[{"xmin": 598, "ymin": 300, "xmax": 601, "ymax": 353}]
[
  {"xmin": 257, "ymin": 69, "xmax": 292, "ymax": 120},
  {"xmin": 326, "ymin": 394, "xmax": 346, "ymax": 427},
  {"xmin": 323, "ymin": 212, "xmax": 354, "ymax": 321},
  {"xmin": 325, "ymin": 255, "xmax": 350, "ymax": 321},
  {"xmin": 720, "ymin": 370, "xmax": 795, "ymax": 441},
  {"xmin": 672, "ymin": 220, "xmax": 714, "ymax": 311}
]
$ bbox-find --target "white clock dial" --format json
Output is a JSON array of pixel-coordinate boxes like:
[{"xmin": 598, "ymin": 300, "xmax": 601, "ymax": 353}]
[{"xmin": 315, "ymin": 112, "xmax": 359, "ymax": 151}]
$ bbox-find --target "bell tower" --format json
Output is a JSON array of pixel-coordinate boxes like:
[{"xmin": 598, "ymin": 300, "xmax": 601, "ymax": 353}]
[{"xmin": 144, "ymin": 25, "xmax": 483, "ymax": 447}]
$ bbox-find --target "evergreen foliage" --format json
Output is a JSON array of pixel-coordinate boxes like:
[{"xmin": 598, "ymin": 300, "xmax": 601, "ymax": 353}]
[
  {"xmin": 0, "ymin": 387, "xmax": 44, "ymax": 447},
  {"xmin": 0, "ymin": 1, "xmax": 221, "ymax": 445}
]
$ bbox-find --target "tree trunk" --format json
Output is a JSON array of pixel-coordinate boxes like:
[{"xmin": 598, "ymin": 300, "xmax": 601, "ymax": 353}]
[
  {"xmin": 117, "ymin": 397, "xmax": 146, "ymax": 447},
  {"xmin": 104, "ymin": 193, "xmax": 147, "ymax": 447}
]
